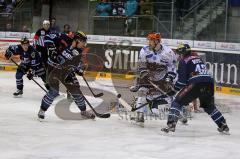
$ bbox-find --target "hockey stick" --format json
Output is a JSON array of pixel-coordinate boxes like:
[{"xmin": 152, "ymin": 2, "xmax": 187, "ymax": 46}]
[
  {"xmin": 117, "ymin": 93, "xmax": 168, "ymax": 112},
  {"xmin": 66, "ymin": 88, "xmax": 109, "ymax": 118},
  {"xmin": 118, "ymin": 80, "xmax": 171, "ymax": 112},
  {"xmin": 11, "ymin": 59, "xmax": 48, "ymax": 93},
  {"xmin": 82, "ymin": 94, "xmax": 110, "ymax": 118},
  {"xmin": 82, "ymin": 76, "xmax": 103, "ymax": 97}
]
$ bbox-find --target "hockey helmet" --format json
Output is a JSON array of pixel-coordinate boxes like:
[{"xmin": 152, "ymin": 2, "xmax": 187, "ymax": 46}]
[
  {"xmin": 147, "ymin": 32, "xmax": 161, "ymax": 41},
  {"xmin": 176, "ymin": 43, "xmax": 191, "ymax": 55},
  {"xmin": 43, "ymin": 20, "xmax": 50, "ymax": 26},
  {"xmin": 20, "ymin": 36, "xmax": 29, "ymax": 44},
  {"xmin": 73, "ymin": 31, "xmax": 87, "ymax": 42}
]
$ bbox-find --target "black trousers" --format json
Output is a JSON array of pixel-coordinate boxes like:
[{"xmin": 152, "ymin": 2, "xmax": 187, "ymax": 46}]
[{"xmin": 175, "ymin": 82, "xmax": 215, "ymax": 109}]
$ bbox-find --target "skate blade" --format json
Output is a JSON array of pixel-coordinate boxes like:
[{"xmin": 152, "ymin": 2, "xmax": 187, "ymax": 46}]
[
  {"xmin": 37, "ymin": 117, "xmax": 45, "ymax": 122},
  {"xmin": 131, "ymin": 121, "xmax": 144, "ymax": 127},
  {"xmin": 220, "ymin": 131, "xmax": 230, "ymax": 135},
  {"xmin": 80, "ymin": 115, "xmax": 96, "ymax": 121},
  {"xmin": 130, "ymin": 119, "xmax": 144, "ymax": 127},
  {"xmin": 13, "ymin": 95, "xmax": 22, "ymax": 98}
]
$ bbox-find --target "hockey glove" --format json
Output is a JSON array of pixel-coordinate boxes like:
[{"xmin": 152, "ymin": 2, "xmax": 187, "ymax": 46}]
[
  {"xmin": 18, "ymin": 63, "xmax": 28, "ymax": 73},
  {"xmin": 26, "ymin": 71, "xmax": 34, "ymax": 80},
  {"xmin": 48, "ymin": 47, "xmax": 58, "ymax": 62},
  {"xmin": 139, "ymin": 70, "xmax": 149, "ymax": 79},
  {"xmin": 164, "ymin": 72, "xmax": 177, "ymax": 83},
  {"xmin": 166, "ymin": 90, "xmax": 177, "ymax": 96},
  {"xmin": 5, "ymin": 49, "xmax": 13, "ymax": 60},
  {"xmin": 76, "ymin": 68, "xmax": 84, "ymax": 76}
]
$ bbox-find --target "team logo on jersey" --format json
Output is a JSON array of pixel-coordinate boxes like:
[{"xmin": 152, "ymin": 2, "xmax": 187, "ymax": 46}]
[
  {"xmin": 31, "ymin": 52, "xmax": 35, "ymax": 58},
  {"xmin": 41, "ymin": 30, "xmax": 45, "ymax": 35}
]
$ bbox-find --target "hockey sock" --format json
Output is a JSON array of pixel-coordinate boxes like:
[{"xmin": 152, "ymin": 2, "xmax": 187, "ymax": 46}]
[
  {"xmin": 16, "ymin": 78, "xmax": 23, "ymax": 90},
  {"xmin": 167, "ymin": 100, "xmax": 182, "ymax": 123},
  {"xmin": 71, "ymin": 94, "xmax": 86, "ymax": 111},
  {"xmin": 41, "ymin": 89, "xmax": 59, "ymax": 111},
  {"xmin": 204, "ymin": 105, "xmax": 226, "ymax": 127}
]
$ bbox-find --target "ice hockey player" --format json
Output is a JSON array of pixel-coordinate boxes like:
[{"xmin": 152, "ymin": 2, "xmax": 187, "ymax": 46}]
[
  {"xmin": 161, "ymin": 43, "xmax": 229, "ymax": 134},
  {"xmin": 129, "ymin": 32, "xmax": 177, "ymax": 125},
  {"xmin": 4, "ymin": 37, "xmax": 47, "ymax": 97},
  {"xmin": 44, "ymin": 29, "xmax": 75, "ymax": 101},
  {"xmin": 33, "ymin": 20, "xmax": 51, "ymax": 65},
  {"xmin": 38, "ymin": 31, "xmax": 95, "ymax": 120}
]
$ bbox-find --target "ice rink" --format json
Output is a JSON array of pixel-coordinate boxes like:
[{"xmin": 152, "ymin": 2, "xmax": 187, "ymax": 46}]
[{"xmin": 1, "ymin": 71, "xmax": 240, "ymax": 159}]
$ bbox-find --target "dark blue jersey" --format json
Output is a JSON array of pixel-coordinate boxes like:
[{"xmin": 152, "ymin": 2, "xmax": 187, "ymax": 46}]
[
  {"xmin": 48, "ymin": 45, "xmax": 83, "ymax": 72},
  {"xmin": 44, "ymin": 32, "xmax": 73, "ymax": 64},
  {"xmin": 174, "ymin": 54, "xmax": 213, "ymax": 90},
  {"xmin": 7, "ymin": 45, "xmax": 43, "ymax": 71}
]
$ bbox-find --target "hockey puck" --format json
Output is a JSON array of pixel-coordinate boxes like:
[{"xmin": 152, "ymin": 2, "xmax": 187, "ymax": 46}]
[{"xmin": 117, "ymin": 94, "xmax": 121, "ymax": 98}]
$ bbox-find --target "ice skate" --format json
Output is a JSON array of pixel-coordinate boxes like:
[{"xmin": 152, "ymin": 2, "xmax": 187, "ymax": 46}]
[
  {"xmin": 180, "ymin": 117, "xmax": 188, "ymax": 124},
  {"xmin": 218, "ymin": 122, "xmax": 230, "ymax": 135},
  {"xmin": 13, "ymin": 89, "xmax": 23, "ymax": 97},
  {"xmin": 38, "ymin": 108, "xmax": 45, "ymax": 121},
  {"xmin": 130, "ymin": 85, "xmax": 139, "ymax": 92},
  {"xmin": 161, "ymin": 122, "xmax": 176, "ymax": 133},
  {"xmin": 81, "ymin": 111, "xmax": 95, "ymax": 119},
  {"xmin": 130, "ymin": 112, "xmax": 144, "ymax": 127}
]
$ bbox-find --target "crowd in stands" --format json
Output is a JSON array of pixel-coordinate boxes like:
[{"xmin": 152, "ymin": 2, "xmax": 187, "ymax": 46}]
[
  {"xmin": 95, "ymin": 0, "xmax": 153, "ymax": 17},
  {"xmin": 95, "ymin": 0, "xmax": 153, "ymax": 36},
  {"xmin": 0, "ymin": 0, "xmax": 18, "ymax": 14}
]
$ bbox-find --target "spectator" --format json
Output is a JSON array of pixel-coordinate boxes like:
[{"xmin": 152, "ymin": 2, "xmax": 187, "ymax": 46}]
[
  {"xmin": 96, "ymin": 0, "xmax": 112, "ymax": 16},
  {"xmin": 112, "ymin": 0, "xmax": 125, "ymax": 16},
  {"xmin": 176, "ymin": 0, "xmax": 184, "ymax": 20},
  {"xmin": 125, "ymin": 0, "xmax": 138, "ymax": 17},
  {"xmin": 21, "ymin": 25, "xmax": 30, "ymax": 32},
  {"xmin": 139, "ymin": 0, "xmax": 153, "ymax": 15},
  {"xmin": 1, "ymin": 0, "xmax": 16, "ymax": 13},
  {"xmin": 5, "ymin": 23, "xmax": 13, "ymax": 31},
  {"xmin": 124, "ymin": 0, "xmax": 138, "ymax": 36},
  {"xmin": 63, "ymin": 24, "xmax": 71, "ymax": 34},
  {"xmin": 50, "ymin": 17, "xmax": 60, "ymax": 33}
]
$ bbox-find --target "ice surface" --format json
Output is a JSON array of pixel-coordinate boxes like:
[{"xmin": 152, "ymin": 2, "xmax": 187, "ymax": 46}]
[{"xmin": 0, "ymin": 72, "xmax": 240, "ymax": 159}]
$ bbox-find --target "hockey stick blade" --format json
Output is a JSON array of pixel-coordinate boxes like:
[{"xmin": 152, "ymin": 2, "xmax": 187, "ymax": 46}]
[
  {"xmin": 93, "ymin": 92, "xmax": 104, "ymax": 97},
  {"xmin": 96, "ymin": 113, "xmax": 111, "ymax": 118},
  {"xmin": 82, "ymin": 76, "xmax": 104, "ymax": 98},
  {"xmin": 82, "ymin": 95, "xmax": 111, "ymax": 118}
]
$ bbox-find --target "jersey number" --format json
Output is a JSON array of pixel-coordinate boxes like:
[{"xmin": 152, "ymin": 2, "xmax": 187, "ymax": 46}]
[{"xmin": 195, "ymin": 64, "xmax": 207, "ymax": 74}]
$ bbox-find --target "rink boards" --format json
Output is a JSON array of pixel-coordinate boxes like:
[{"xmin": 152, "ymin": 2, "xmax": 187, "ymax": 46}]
[{"xmin": 1, "ymin": 35, "xmax": 240, "ymax": 96}]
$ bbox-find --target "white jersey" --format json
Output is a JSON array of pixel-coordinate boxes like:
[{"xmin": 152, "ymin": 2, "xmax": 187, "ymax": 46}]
[{"xmin": 138, "ymin": 44, "xmax": 177, "ymax": 81}]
